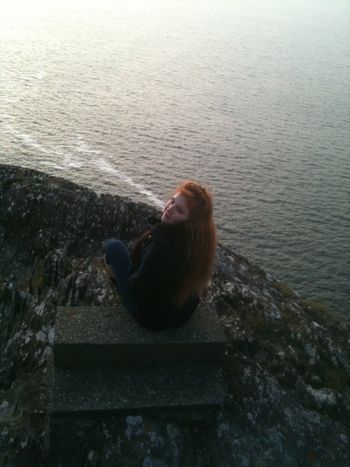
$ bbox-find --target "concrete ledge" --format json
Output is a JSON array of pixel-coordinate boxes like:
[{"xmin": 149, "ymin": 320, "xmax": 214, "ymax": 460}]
[
  {"xmin": 54, "ymin": 305, "xmax": 226, "ymax": 368},
  {"xmin": 50, "ymin": 363, "xmax": 226, "ymax": 416}
]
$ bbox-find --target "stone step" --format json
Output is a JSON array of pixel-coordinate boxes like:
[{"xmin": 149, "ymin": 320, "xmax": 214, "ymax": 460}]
[
  {"xmin": 54, "ymin": 305, "xmax": 226, "ymax": 369},
  {"xmin": 50, "ymin": 363, "xmax": 226, "ymax": 417}
]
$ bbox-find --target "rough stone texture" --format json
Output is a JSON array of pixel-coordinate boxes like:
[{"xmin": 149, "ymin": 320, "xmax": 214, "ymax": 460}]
[{"xmin": 0, "ymin": 164, "xmax": 349, "ymax": 466}]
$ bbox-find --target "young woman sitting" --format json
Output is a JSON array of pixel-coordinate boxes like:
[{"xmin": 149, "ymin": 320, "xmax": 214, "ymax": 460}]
[{"xmin": 104, "ymin": 180, "xmax": 216, "ymax": 331}]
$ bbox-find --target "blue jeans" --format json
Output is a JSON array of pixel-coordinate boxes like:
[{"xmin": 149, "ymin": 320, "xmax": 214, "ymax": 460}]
[{"xmin": 105, "ymin": 239, "xmax": 138, "ymax": 315}]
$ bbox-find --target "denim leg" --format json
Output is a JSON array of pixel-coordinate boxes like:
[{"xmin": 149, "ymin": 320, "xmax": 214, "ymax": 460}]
[{"xmin": 105, "ymin": 239, "xmax": 137, "ymax": 315}]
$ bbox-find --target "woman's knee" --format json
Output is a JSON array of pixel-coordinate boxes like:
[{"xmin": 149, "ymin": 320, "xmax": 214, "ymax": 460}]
[
  {"xmin": 106, "ymin": 239, "xmax": 128, "ymax": 263},
  {"xmin": 107, "ymin": 239, "xmax": 121, "ymax": 252}
]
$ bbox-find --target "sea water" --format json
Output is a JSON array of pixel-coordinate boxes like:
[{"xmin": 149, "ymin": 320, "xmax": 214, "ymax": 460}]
[{"xmin": 0, "ymin": 0, "xmax": 349, "ymax": 313}]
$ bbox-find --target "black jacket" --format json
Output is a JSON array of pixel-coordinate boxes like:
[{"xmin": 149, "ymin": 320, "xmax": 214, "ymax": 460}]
[{"xmin": 127, "ymin": 222, "xmax": 199, "ymax": 331}]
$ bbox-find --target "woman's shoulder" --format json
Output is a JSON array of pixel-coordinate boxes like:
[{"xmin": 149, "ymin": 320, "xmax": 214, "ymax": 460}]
[
  {"xmin": 152, "ymin": 221, "xmax": 188, "ymax": 238},
  {"xmin": 148, "ymin": 222, "xmax": 188, "ymax": 256}
]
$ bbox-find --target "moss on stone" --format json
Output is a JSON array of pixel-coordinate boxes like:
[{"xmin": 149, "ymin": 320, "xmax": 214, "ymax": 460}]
[
  {"xmin": 245, "ymin": 313, "xmax": 268, "ymax": 332},
  {"xmin": 30, "ymin": 262, "xmax": 44, "ymax": 293},
  {"xmin": 323, "ymin": 367, "xmax": 347, "ymax": 391},
  {"xmin": 271, "ymin": 281, "xmax": 295, "ymax": 299},
  {"xmin": 280, "ymin": 308, "xmax": 300, "ymax": 326},
  {"xmin": 303, "ymin": 300, "xmax": 329, "ymax": 313},
  {"xmin": 302, "ymin": 299, "xmax": 343, "ymax": 325}
]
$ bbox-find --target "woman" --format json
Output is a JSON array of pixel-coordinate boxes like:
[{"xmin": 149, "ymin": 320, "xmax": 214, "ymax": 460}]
[{"xmin": 104, "ymin": 180, "xmax": 216, "ymax": 331}]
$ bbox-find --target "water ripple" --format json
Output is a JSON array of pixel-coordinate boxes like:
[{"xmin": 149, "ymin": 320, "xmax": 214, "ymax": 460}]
[{"xmin": 0, "ymin": 0, "xmax": 349, "ymax": 313}]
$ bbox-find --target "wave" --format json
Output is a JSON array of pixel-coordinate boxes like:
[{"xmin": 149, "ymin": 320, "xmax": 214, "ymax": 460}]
[
  {"xmin": 94, "ymin": 157, "xmax": 163, "ymax": 208},
  {"xmin": 1, "ymin": 115, "xmax": 163, "ymax": 208}
]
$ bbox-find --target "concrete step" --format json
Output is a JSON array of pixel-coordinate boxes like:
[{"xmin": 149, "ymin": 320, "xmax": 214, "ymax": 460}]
[
  {"xmin": 50, "ymin": 363, "xmax": 226, "ymax": 417},
  {"xmin": 54, "ymin": 305, "xmax": 226, "ymax": 369}
]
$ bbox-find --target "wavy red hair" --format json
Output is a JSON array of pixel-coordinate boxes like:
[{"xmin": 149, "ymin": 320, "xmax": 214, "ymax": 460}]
[{"xmin": 174, "ymin": 180, "xmax": 216, "ymax": 305}]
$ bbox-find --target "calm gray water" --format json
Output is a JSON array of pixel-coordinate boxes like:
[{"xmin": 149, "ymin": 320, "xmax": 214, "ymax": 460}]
[{"xmin": 1, "ymin": 0, "xmax": 349, "ymax": 313}]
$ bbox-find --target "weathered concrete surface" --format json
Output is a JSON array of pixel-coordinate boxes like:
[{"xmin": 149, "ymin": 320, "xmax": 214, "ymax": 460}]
[
  {"xmin": 1, "ymin": 164, "xmax": 350, "ymax": 467},
  {"xmin": 51, "ymin": 364, "xmax": 226, "ymax": 415},
  {"xmin": 54, "ymin": 305, "xmax": 226, "ymax": 368},
  {"xmin": 51, "ymin": 304, "xmax": 226, "ymax": 423}
]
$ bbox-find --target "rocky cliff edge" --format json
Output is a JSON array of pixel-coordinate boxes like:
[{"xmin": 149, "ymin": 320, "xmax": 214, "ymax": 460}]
[{"xmin": 0, "ymin": 164, "xmax": 349, "ymax": 467}]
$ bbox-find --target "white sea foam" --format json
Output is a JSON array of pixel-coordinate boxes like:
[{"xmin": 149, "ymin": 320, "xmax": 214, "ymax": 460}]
[
  {"xmin": 1, "ymin": 0, "xmax": 348, "ymax": 313},
  {"xmin": 38, "ymin": 160, "xmax": 65, "ymax": 171},
  {"xmin": 0, "ymin": 113, "xmax": 16, "ymax": 121},
  {"xmin": 4, "ymin": 122, "xmax": 49, "ymax": 154},
  {"xmin": 62, "ymin": 152, "xmax": 83, "ymax": 169},
  {"xmin": 1, "ymin": 116, "xmax": 162, "ymax": 208},
  {"xmin": 76, "ymin": 135, "xmax": 102, "ymax": 155},
  {"xmin": 73, "ymin": 136, "xmax": 162, "ymax": 207},
  {"xmin": 2, "ymin": 117, "xmax": 81, "ymax": 169},
  {"xmin": 35, "ymin": 70, "xmax": 46, "ymax": 80},
  {"xmin": 95, "ymin": 157, "xmax": 163, "ymax": 208}
]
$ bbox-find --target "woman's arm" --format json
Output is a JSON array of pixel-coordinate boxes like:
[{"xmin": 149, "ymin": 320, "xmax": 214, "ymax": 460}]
[{"xmin": 128, "ymin": 240, "xmax": 179, "ymax": 297}]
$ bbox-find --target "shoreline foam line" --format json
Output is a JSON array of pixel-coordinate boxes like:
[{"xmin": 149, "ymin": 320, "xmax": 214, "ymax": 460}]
[
  {"xmin": 1, "ymin": 115, "xmax": 163, "ymax": 209},
  {"xmin": 95, "ymin": 158, "xmax": 163, "ymax": 209}
]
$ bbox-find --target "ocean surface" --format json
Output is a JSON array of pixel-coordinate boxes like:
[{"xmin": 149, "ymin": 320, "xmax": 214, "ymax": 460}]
[{"xmin": 1, "ymin": 0, "xmax": 349, "ymax": 313}]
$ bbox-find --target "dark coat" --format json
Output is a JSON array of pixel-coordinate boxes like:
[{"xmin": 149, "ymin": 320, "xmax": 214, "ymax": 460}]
[{"xmin": 127, "ymin": 223, "xmax": 199, "ymax": 331}]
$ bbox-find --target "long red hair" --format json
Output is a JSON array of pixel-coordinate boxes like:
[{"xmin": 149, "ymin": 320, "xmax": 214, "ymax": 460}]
[{"xmin": 174, "ymin": 180, "xmax": 216, "ymax": 305}]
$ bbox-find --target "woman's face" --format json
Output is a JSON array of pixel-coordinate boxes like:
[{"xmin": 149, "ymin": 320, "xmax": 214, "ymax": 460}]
[{"xmin": 161, "ymin": 193, "xmax": 190, "ymax": 224}]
